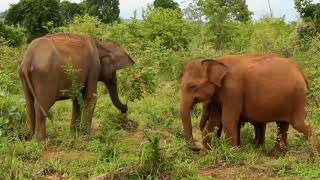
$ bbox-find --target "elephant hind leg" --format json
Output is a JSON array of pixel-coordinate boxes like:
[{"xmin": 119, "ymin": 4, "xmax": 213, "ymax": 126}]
[
  {"xmin": 269, "ymin": 122, "xmax": 289, "ymax": 156},
  {"xmin": 33, "ymin": 82, "xmax": 56, "ymax": 141},
  {"xmin": 34, "ymin": 101, "xmax": 47, "ymax": 141},
  {"xmin": 291, "ymin": 118, "xmax": 311, "ymax": 141},
  {"xmin": 290, "ymin": 90, "xmax": 312, "ymax": 140},
  {"xmin": 290, "ymin": 101, "xmax": 311, "ymax": 141},
  {"xmin": 254, "ymin": 123, "xmax": 266, "ymax": 146}
]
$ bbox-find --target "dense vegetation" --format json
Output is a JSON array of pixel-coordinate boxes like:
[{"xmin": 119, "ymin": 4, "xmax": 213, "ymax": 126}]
[{"xmin": 1, "ymin": 0, "xmax": 320, "ymax": 179}]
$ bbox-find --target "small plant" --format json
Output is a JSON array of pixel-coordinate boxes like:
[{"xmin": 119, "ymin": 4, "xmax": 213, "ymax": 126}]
[
  {"xmin": 0, "ymin": 95, "xmax": 28, "ymax": 138},
  {"xmin": 62, "ymin": 59, "xmax": 96, "ymax": 134}
]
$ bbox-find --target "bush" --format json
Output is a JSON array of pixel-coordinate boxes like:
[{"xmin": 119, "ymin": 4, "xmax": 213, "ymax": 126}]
[
  {"xmin": 247, "ymin": 18, "xmax": 299, "ymax": 57},
  {"xmin": 142, "ymin": 7, "xmax": 189, "ymax": 50},
  {"xmin": 0, "ymin": 95, "xmax": 28, "ymax": 138},
  {"xmin": 0, "ymin": 45, "xmax": 24, "ymax": 94},
  {"xmin": 56, "ymin": 14, "xmax": 109, "ymax": 40},
  {"xmin": 0, "ymin": 22, "xmax": 25, "ymax": 47}
]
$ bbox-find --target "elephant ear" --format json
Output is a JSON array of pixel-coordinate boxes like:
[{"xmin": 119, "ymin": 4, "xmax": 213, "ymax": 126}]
[
  {"xmin": 202, "ymin": 59, "xmax": 228, "ymax": 87},
  {"xmin": 97, "ymin": 42, "xmax": 134, "ymax": 71}
]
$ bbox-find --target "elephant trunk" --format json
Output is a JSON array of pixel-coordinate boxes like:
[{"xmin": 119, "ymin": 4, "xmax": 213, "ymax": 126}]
[
  {"xmin": 105, "ymin": 73, "xmax": 128, "ymax": 113},
  {"xmin": 180, "ymin": 93, "xmax": 196, "ymax": 145}
]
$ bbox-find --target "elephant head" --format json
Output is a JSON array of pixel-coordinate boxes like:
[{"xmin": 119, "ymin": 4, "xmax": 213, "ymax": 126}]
[
  {"xmin": 96, "ymin": 42, "xmax": 134, "ymax": 113},
  {"xmin": 180, "ymin": 59, "xmax": 228, "ymax": 145}
]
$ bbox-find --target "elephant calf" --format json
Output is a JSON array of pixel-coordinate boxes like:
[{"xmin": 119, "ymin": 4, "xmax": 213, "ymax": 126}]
[
  {"xmin": 200, "ymin": 101, "xmax": 266, "ymax": 150},
  {"xmin": 19, "ymin": 33, "xmax": 134, "ymax": 141}
]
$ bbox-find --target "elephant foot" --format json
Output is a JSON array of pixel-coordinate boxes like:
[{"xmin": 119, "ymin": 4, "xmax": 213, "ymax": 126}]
[
  {"xmin": 199, "ymin": 149, "xmax": 209, "ymax": 157},
  {"xmin": 268, "ymin": 146, "xmax": 288, "ymax": 157},
  {"xmin": 187, "ymin": 141, "xmax": 202, "ymax": 152},
  {"xmin": 34, "ymin": 133, "xmax": 47, "ymax": 142}
]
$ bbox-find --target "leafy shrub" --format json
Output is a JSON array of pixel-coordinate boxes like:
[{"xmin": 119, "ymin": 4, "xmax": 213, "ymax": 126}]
[
  {"xmin": 119, "ymin": 64, "xmax": 157, "ymax": 101},
  {"xmin": 247, "ymin": 18, "xmax": 299, "ymax": 57},
  {"xmin": 0, "ymin": 22, "xmax": 25, "ymax": 47},
  {"xmin": 142, "ymin": 7, "xmax": 189, "ymax": 50},
  {"xmin": 0, "ymin": 95, "xmax": 28, "ymax": 138},
  {"xmin": 140, "ymin": 135, "xmax": 163, "ymax": 175},
  {"xmin": 56, "ymin": 14, "xmax": 109, "ymax": 39},
  {"xmin": 0, "ymin": 45, "xmax": 24, "ymax": 94}
]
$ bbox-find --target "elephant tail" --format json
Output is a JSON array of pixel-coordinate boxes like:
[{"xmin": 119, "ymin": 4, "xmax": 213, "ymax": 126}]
[
  {"xmin": 20, "ymin": 58, "xmax": 47, "ymax": 117},
  {"xmin": 301, "ymin": 70, "xmax": 309, "ymax": 91}
]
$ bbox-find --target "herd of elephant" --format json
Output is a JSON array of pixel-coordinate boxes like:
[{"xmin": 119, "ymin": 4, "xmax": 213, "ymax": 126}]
[{"xmin": 19, "ymin": 33, "xmax": 317, "ymax": 156}]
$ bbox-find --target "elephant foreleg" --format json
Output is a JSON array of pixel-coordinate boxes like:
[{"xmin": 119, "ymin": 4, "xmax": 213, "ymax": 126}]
[
  {"xmin": 80, "ymin": 79, "xmax": 97, "ymax": 134},
  {"xmin": 222, "ymin": 104, "xmax": 241, "ymax": 147},
  {"xmin": 71, "ymin": 99, "xmax": 81, "ymax": 132}
]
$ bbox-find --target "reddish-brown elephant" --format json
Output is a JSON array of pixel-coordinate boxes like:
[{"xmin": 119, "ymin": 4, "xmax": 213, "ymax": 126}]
[
  {"xmin": 180, "ymin": 54, "xmax": 311, "ymax": 153},
  {"xmin": 19, "ymin": 33, "xmax": 134, "ymax": 141}
]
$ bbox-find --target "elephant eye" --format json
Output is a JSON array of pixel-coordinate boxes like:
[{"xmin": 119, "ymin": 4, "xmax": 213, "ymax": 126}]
[{"xmin": 188, "ymin": 84, "xmax": 197, "ymax": 91}]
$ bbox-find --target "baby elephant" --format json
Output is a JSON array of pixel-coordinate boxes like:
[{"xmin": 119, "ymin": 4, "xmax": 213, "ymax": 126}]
[
  {"xmin": 200, "ymin": 101, "xmax": 266, "ymax": 150},
  {"xmin": 200, "ymin": 101, "xmax": 290, "ymax": 155}
]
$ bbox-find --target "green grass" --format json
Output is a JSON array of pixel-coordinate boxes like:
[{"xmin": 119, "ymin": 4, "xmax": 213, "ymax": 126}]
[{"xmin": 1, "ymin": 84, "xmax": 320, "ymax": 179}]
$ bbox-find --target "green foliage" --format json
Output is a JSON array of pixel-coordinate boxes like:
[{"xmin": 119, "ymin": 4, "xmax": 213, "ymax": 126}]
[
  {"xmin": 247, "ymin": 18, "xmax": 299, "ymax": 56},
  {"xmin": 295, "ymin": 0, "xmax": 320, "ymax": 38},
  {"xmin": 0, "ymin": 45, "xmax": 24, "ymax": 94},
  {"xmin": 56, "ymin": 14, "xmax": 108, "ymax": 38},
  {"xmin": 154, "ymin": 0, "xmax": 180, "ymax": 10},
  {"xmin": 140, "ymin": 135, "xmax": 163, "ymax": 175},
  {"xmin": 0, "ymin": 95, "xmax": 28, "ymax": 138},
  {"xmin": 60, "ymin": 1, "xmax": 83, "ymax": 25},
  {"xmin": 119, "ymin": 65, "xmax": 157, "ymax": 101},
  {"xmin": 62, "ymin": 61, "xmax": 92, "ymax": 133},
  {"xmin": 1, "ymin": 2, "xmax": 320, "ymax": 178},
  {"xmin": 5, "ymin": 0, "xmax": 62, "ymax": 41},
  {"xmin": 199, "ymin": 0, "xmax": 252, "ymax": 49},
  {"xmin": 83, "ymin": 0, "xmax": 120, "ymax": 23},
  {"xmin": 199, "ymin": 135, "xmax": 248, "ymax": 166},
  {"xmin": 183, "ymin": 0, "xmax": 203, "ymax": 22},
  {"xmin": 142, "ymin": 8, "xmax": 189, "ymax": 50},
  {"xmin": 0, "ymin": 22, "xmax": 25, "ymax": 47}
]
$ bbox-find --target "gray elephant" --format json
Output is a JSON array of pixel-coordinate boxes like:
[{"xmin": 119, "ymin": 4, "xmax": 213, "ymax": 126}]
[{"xmin": 19, "ymin": 33, "xmax": 134, "ymax": 141}]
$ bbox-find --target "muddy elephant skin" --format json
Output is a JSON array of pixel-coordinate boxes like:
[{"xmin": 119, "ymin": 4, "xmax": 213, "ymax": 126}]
[{"xmin": 19, "ymin": 33, "xmax": 134, "ymax": 141}]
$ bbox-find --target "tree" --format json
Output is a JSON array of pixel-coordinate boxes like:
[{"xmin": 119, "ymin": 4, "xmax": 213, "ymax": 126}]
[
  {"xmin": 153, "ymin": 0, "xmax": 180, "ymax": 10},
  {"xmin": 5, "ymin": 0, "xmax": 62, "ymax": 41},
  {"xmin": 198, "ymin": 0, "xmax": 252, "ymax": 49},
  {"xmin": 142, "ymin": 8, "xmax": 188, "ymax": 49},
  {"xmin": 184, "ymin": 0, "xmax": 203, "ymax": 22},
  {"xmin": 0, "ymin": 22, "xmax": 25, "ymax": 47},
  {"xmin": 83, "ymin": 0, "xmax": 120, "ymax": 23},
  {"xmin": 295, "ymin": 0, "xmax": 320, "ymax": 38},
  {"xmin": 60, "ymin": 1, "xmax": 83, "ymax": 25},
  {"xmin": 0, "ymin": 11, "xmax": 8, "ymax": 20}
]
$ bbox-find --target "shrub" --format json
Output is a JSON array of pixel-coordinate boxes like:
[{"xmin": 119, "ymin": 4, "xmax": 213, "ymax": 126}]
[
  {"xmin": 141, "ymin": 7, "xmax": 189, "ymax": 50},
  {"xmin": 0, "ymin": 95, "xmax": 28, "ymax": 138},
  {"xmin": 56, "ymin": 14, "xmax": 109, "ymax": 40},
  {"xmin": 247, "ymin": 18, "xmax": 299, "ymax": 57},
  {"xmin": 0, "ymin": 45, "xmax": 24, "ymax": 94},
  {"xmin": 0, "ymin": 22, "xmax": 25, "ymax": 47}
]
